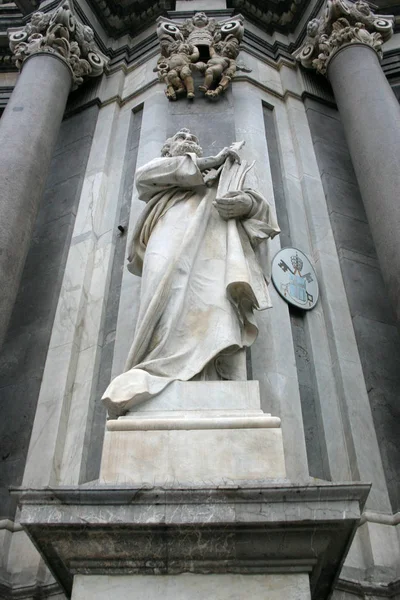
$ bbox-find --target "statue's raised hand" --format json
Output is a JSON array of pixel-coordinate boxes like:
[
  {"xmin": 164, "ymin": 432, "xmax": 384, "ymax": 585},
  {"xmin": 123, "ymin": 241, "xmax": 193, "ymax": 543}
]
[
  {"xmin": 213, "ymin": 190, "xmax": 253, "ymax": 220},
  {"xmin": 216, "ymin": 146, "xmax": 241, "ymax": 166}
]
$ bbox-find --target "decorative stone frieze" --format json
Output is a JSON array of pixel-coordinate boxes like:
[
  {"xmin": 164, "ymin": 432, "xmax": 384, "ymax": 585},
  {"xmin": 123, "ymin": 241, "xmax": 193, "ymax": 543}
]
[
  {"xmin": 294, "ymin": 0, "xmax": 393, "ymax": 75},
  {"xmin": 8, "ymin": 0, "xmax": 107, "ymax": 89},
  {"xmin": 155, "ymin": 12, "xmax": 247, "ymax": 101}
]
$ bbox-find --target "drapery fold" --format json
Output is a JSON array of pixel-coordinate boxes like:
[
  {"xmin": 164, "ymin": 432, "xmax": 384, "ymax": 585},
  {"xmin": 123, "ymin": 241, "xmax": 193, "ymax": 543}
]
[{"xmin": 103, "ymin": 153, "xmax": 280, "ymax": 417}]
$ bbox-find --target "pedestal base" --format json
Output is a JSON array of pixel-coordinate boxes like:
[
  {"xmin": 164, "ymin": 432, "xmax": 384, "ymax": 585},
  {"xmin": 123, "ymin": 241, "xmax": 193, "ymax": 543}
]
[
  {"xmin": 72, "ymin": 573, "xmax": 311, "ymax": 600},
  {"xmin": 100, "ymin": 381, "xmax": 285, "ymax": 484},
  {"xmin": 14, "ymin": 483, "xmax": 370, "ymax": 600}
]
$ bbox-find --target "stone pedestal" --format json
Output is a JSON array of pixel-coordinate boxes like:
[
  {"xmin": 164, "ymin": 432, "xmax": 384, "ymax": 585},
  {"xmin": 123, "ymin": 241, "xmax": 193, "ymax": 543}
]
[
  {"xmin": 14, "ymin": 482, "xmax": 370, "ymax": 600},
  {"xmin": 100, "ymin": 381, "xmax": 286, "ymax": 484},
  {"xmin": 71, "ymin": 573, "xmax": 311, "ymax": 600}
]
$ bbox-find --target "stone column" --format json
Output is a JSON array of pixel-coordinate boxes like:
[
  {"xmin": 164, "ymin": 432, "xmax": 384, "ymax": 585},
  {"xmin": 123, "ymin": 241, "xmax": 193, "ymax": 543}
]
[
  {"xmin": 0, "ymin": 0, "xmax": 106, "ymax": 348},
  {"xmin": 294, "ymin": 0, "xmax": 400, "ymax": 322}
]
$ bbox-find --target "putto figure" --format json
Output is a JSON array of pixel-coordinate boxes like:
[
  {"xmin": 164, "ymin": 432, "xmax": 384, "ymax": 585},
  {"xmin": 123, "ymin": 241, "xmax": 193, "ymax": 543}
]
[
  {"xmin": 163, "ymin": 42, "xmax": 199, "ymax": 100},
  {"xmin": 199, "ymin": 37, "xmax": 240, "ymax": 99},
  {"xmin": 155, "ymin": 12, "xmax": 246, "ymax": 101},
  {"xmin": 102, "ymin": 129, "xmax": 280, "ymax": 417}
]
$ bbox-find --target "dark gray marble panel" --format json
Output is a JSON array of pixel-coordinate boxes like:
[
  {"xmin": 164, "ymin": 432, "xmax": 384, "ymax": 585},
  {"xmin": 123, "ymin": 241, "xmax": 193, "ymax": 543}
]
[
  {"xmin": 313, "ymin": 140, "xmax": 358, "ymax": 184},
  {"xmin": 291, "ymin": 313, "xmax": 330, "ymax": 481},
  {"xmin": 36, "ymin": 174, "xmax": 84, "ymax": 228},
  {"xmin": 306, "ymin": 98, "xmax": 400, "ymax": 511},
  {"xmin": 341, "ymin": 257, "xmax": 395, "ymax": 325},
  {"xmin": 263, "ymin": 103, "xmax": 329, "ymax": 481},
  {"xmin": 0, "ymin": 104, "xmax": 99, "ymax": 520},
  {"xmin": 46, "ymin": 136, "xmax": 94, "ymax": 188},
  {"xmin": 330, "ymin": 212, "xmax": 377, "ymax": 259},
  {"xmin": 0, "ymin": 378, "xmax": 42, "ymax": 517},
  {"xmin": 306, "ymin": 105, "xmax": 347, "ymax": 149},
  {"xmin": 167, "ymin": 79, "xmax": 234, "ymax": 154},
  {"xmin": 321, "ymin": 173, "xmax": 367, "ymax": 223}
]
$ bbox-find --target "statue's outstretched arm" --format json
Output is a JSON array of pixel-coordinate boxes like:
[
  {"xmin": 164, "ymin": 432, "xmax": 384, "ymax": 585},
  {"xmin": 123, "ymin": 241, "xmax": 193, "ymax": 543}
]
[{"xmin": 197, "ymin": 145, "xmax": 240, "ymax": 171}]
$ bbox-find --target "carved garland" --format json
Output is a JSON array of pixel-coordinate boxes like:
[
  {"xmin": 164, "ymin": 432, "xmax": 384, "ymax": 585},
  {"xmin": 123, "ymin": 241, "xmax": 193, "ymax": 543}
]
[{"xmin": 8, "ymin": 0, "xmax": 107, "ymax": 89}]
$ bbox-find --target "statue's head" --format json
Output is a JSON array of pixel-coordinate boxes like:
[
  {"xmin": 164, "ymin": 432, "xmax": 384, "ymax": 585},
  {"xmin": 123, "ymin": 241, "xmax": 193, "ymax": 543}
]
[
  {"xmin": 223, "ymin": 38, "xmax": 240, "ymax": 58},
  {"xmin": 307, "ymin": 18, "xmax": 320, "ymax": 37},
  {"xmin": 355, "ymin": 0, "xmax": 370, "ymax": 15},
  {"xmin": 161, "ymin": 129, "xmax": 203, "ymax": 158},
  {"xmin": 83, "ymin": 25, "xmax": 94, "ymax": 42},
  {"xmin": 192, "ymin": 12, "xmax": 208, "ymax": 28},
  {"xmin": 177, "ymin": 42, "xmax": 193, "ymax": 55}
]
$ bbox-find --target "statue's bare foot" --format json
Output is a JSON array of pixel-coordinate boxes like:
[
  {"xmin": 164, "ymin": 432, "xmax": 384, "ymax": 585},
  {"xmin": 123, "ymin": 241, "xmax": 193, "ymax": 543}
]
[
  {"xmin": 199, "ymin": 85, "xmax": 208, "ymax": 92},
  {"xmin": 165, "ymin": 90, "xmax": 177, "ymax": 101},
  {"xmin": 187, "ymin": 92, "xmax": 195, "ymax": 99}
]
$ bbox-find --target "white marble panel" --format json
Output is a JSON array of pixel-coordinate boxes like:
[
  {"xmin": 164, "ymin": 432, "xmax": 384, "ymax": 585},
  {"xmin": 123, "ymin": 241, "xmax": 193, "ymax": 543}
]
[
  {"xmin": 6, "ymin": 529, "xmax": 43, "ymax": 588},
  {"xmin": 23, "ymin": 340, "xmax": 79, "ymax": 487},
  {"xmin": 0, "ymin": 72, "xmax": 18, "ymax": 86},
  {"xmin": 72, "ymin": 573, "xmax": 311, "ymax": 600},
  {"xmin": 122, "ymin": 61, "xmax": 159, "ymax": 101},
  {"xmin": 257, "ymin": 61, "xmax": 284, "ymax": 96},
  {"xmin": 279, "ymin": 64, "xmax": 303, "ymax": 97},
  {"xmin": 59, "ymin": 343, "xmax": 101, "ymax": 484},
  {"xmin": 48, "ymin": 235, "xmax": 94, "ymax": 350},
  {"xmin": 367, "ymin": 521, "xmax": 400, "ymax": 573},
  {"xmin": 176, "ymin": 0, "xmax": 227, "ymax": 8},
  {"xmin": 0, "ymin": 528, "xmax": 11, "ymax": 574},
  {"xmin": 59, "ymin": 108, "xmax": 132, "ymax": 485},
  {"xmin": 127, "ymin": 380, "xmax": 262, "ymax": 412},
  {"xmin": 22, "ymin": 102, "xmax": 132, "ymax": 490},
  {"xmin": 100, "ymin": 427, "xmax": 286, "ymax": 485}
]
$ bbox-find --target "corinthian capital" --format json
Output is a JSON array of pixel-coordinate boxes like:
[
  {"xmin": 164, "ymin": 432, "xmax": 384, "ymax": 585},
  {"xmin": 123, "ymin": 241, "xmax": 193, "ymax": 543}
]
[
  {"xmin": 294, "ymin": 0, "xmax": 393, "ymax": 75},
  {"xmin": 8, "ymin": 0, "xmax": 107, "ymax": 90}
]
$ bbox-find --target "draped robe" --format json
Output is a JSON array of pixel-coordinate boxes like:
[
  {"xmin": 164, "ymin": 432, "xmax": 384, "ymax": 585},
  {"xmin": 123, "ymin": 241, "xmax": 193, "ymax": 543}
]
[{"xmin": 102, "ymin": 152, "xmax": 280, "ymax": 417}]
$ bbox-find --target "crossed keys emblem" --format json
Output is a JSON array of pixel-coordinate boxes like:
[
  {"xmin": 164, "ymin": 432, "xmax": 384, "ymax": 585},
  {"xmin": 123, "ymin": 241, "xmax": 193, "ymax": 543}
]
[{"xmin": 278, "ymin": 255, "xmax": 314, "ymax": 304}]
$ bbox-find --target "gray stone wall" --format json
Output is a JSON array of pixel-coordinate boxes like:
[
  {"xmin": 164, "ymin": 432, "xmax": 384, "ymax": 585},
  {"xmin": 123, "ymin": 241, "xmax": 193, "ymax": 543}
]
[
  {"xmin": 0, "ymin": 104, "xmax": 98, "ymax": 519},
  {"xmin": 85, "ymin": 106, "xmax": 143, "ymax": 482},
  {"xmin": 263, "ymin": 104, "xmax": 330, "ymax": 481},
  {"xmin": 305, "ymin": 97, "xmax": 400, "ymax": 512},
  {"xmin": 166, "ymin": 73, "xmax": 235, "ymax": 156}
]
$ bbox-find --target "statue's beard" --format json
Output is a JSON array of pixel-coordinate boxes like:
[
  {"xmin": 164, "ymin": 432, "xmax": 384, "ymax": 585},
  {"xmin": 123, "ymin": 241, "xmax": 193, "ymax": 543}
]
[{"xmin": 170, "ymin": 141, "xmax": 203, "ymax": 158}]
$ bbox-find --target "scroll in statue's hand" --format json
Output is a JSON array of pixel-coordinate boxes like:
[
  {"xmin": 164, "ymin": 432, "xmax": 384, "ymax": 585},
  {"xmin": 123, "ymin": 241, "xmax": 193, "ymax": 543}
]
[{"xmin": 213, "ymin": 190, "xmax": 253, "ymax": 220}]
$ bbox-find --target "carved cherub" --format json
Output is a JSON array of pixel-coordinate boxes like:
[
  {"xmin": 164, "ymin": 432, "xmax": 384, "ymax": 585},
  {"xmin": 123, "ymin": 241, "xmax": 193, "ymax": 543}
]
[
  {"xmin": 181, "ymin": 11, "xmax": 219, "ymax": 43},
  {"xmin": 161, "ymin": 41, "xmax": 200, "ymax": 100},
  {"xmin": 198, "ymin": 37, "xmax": 240, "ymax": 99}
]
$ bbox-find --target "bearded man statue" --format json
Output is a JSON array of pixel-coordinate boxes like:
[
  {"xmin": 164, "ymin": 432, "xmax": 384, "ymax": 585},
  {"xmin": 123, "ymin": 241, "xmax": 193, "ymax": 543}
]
[{"xmin": 102, "ymin": 129, "xmax": 280, "ymax": 418}]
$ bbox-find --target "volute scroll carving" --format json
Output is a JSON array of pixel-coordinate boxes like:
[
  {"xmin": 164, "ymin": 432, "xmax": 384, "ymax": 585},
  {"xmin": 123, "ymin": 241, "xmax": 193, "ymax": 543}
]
[
  {"xmin": 9, "ymin": 0, "xmax": 107, "ymax": 90},
  {"xmin": 294, "ymin": 0, "xmax": 393, "ymax": 75},
  {"xmin": 155, "ymin": 11, "xmax": 249, "ymax": 101}
]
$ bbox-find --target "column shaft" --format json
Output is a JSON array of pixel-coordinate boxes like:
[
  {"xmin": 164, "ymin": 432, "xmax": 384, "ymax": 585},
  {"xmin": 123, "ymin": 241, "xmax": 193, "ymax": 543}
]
[
  {"xmin": 0, "ymin": 53, "xmax": 72, "ymax": 346},
  {"xmin": 327, "ymin": 44, "xmax": 400, "ymax": 322}
]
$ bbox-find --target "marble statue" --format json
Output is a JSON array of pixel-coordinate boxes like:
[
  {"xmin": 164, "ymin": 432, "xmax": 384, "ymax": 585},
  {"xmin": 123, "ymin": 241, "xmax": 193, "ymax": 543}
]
[
  {"xmin": 102, "ymin": 129, "xmax": 280, "ymax": 418},
  {"xmin": 155, "ymin": 12, "xmax": 245, "ymax": 101}
]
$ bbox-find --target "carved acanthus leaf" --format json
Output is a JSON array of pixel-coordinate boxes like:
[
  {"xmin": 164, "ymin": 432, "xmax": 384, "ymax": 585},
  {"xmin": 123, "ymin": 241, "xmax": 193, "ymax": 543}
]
[
  {"xmin": 8, "ymin": 0, "xmax": 108, "ymax": 90},
  {"xmin": 293, "ymin": 0, "xmax": 393, "ymax": 75}
]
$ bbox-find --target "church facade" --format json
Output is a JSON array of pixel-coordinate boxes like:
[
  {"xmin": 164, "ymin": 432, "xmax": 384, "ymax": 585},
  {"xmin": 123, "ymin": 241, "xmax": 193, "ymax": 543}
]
[{"xmin": 0, "ymin": 0, "xmax": 399, "ymax": 599}]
